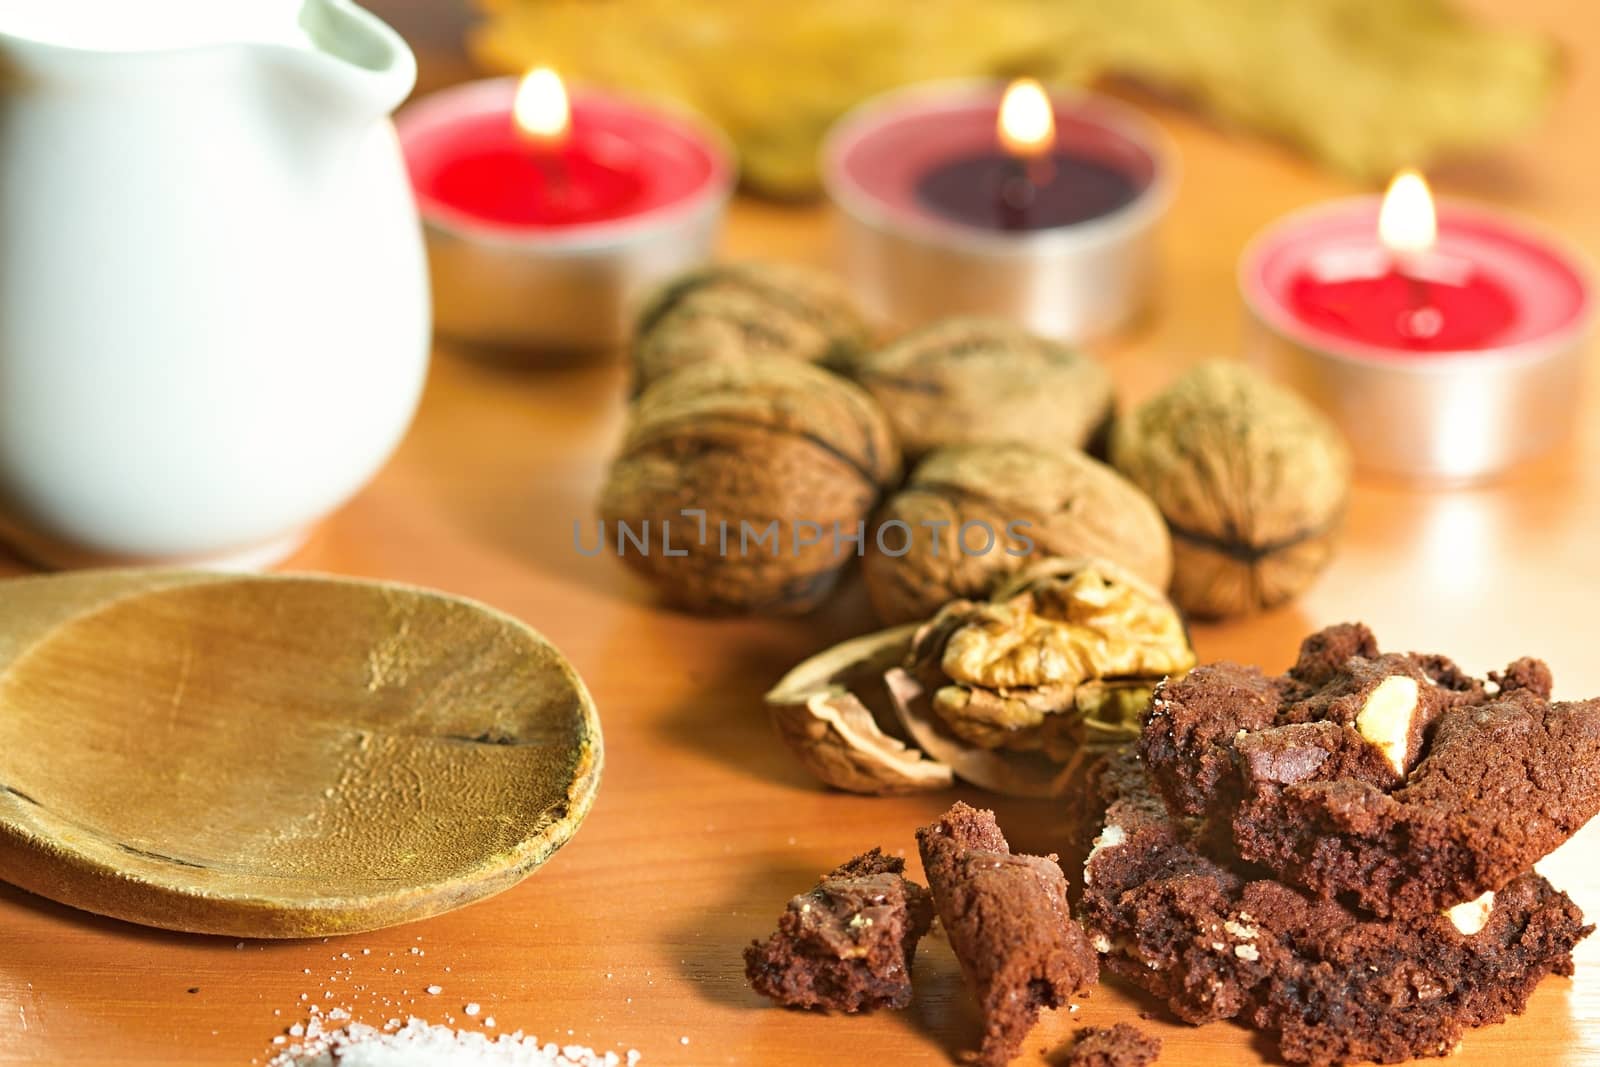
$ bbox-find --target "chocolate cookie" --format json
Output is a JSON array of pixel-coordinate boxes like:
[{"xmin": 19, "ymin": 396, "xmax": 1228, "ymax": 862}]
[
  {"xmin": 917, "ymin": 803, "xmax": 1098, "ymax": 1067},
  {"xmin": 1062, "ymin": 1022, "xmax": 1161, "ymax": 1066},
  {"xmin": 744, "ymin": 848, "xmax": 934, "ymax": 1012},
  {"xmin": 1140, "ymin": 622, "xmax": 1600, "ymax": 916},
  {"xmin": 1080, "ymin": 753, "xmax": 1590, "ymax": 1065}
]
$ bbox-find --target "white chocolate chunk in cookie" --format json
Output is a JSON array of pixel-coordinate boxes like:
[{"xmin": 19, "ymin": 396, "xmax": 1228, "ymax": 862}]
[
  {"xmin": 1355, "ymin": 675, "xmax": 1421, "ymax": 774},
  {"xmin": 1084, "ymin": 824, "xmax": 1125, "ymax": 886},
  {"xmin": 1446, "ymin": 891, "xmax": 1496, "ymax": 936}
]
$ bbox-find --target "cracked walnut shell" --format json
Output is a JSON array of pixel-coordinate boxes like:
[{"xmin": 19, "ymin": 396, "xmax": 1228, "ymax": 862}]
[
  {"xmin": 841, "ymin": 317, "xmax": 1114, "ymax": 461},
  {"xmin": 887, "ymin": 557, "xmax": 1195, "ymax": 797},
  {"xmin": 768, "ymin": 556, "xmax": 1192, "ymax": 798},
  {"xmin": 631, "ymin": 262, "xmax": 874, "ymax": 395},
  {"xmin": 1110, "ymin": 362, "xmax": 1351, "ymax": 619},
  {"xmin": 765, "ymin": 624, "xmax": 953, "ymax": 795},
  {"xmin": 862, "ymin": 443, "xmax": 1172, "ymax": 625},
  {"xmin": 599, "ymin": 357, "xmax": 900, "ymax": 614}
]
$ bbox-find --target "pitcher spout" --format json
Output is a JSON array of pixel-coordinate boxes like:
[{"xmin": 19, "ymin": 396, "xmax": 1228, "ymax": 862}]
[{"xmin": 272, "ymin": 0, "xmax": 416, "ymax": 124}]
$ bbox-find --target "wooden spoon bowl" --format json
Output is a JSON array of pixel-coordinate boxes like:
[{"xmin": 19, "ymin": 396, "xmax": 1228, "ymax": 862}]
[{"xmin": 0, "ymin": 571, "xmax": 601, "ymax": 938}]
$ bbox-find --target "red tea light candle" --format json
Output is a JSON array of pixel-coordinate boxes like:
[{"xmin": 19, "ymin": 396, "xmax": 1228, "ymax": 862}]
[
  {"xmin": 823, "ymin": 79, "xmax": 1175, "ymax": 343},
  {"xmin": 397, "ymin": 69, "xmax": 734, "ymax": 353},
  {"xmin": 1242, "ymin": 172, "xmax": 1593, "ymax": 483}
]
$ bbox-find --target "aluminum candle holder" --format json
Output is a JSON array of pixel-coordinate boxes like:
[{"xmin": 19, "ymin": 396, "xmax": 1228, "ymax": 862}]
[
  {"xmin": 397, "ymin": 76, "xmax": 735, "ymax": 355},
  {"xmin": 822, "ymin": 80, "xmax": 1176, "ymax": 344},
  {"xmin": 1240, "ymin": 195, "xmax": 1594, "ymax": 484}
]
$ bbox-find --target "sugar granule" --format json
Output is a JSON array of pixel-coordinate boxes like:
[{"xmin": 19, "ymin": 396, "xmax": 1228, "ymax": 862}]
[{"xmin": 268, "ymin": 1016, "xmax": 642, "ymax": 1067}]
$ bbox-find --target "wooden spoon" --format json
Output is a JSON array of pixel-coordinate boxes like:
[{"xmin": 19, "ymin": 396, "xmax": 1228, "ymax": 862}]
[{"xmin": 0, "ymin": 569, "xmax": 601, "ymax": 938}]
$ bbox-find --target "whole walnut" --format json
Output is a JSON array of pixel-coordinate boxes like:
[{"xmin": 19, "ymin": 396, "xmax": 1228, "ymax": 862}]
[
  {"xmin": 843, "ymin": 317, "xmax": 1114, "ymax": 461},
  {"xmin": 599, "ymin": 357, "xmax": 900, "ymax": 614},
  {"xmin": 630, "ymin": 262, "xmax": 873, "ymax": 395},
  {"xmin": 861, "ymin": 442, "xmax": 1172, "ymax": 625},
  {"xmin": 1110, "ymin": 362, "xmax": 1352, "ymax": 619}
]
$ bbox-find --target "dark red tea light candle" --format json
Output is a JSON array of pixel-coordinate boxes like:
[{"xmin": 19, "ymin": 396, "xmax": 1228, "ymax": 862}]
[
  {"xmin": 916, "ymin": 79, "xmax": 1143, "ymax": 232},
  {"xmin": 396, "ymin": 70, "xmax": 734, "ymax": 353},
  {"xmin": 1242, "ymin": 171, "xmax": 1593, "ymax": 483},
  {"xmin": 823, "ymin": 79, "xmax": 1174, "ymax": 343}
]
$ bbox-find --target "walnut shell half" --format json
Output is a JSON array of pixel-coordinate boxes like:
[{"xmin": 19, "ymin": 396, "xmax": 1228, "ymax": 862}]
[
  {"xmin": 862, "ymin": 443, "xmax": 1172, "ymax": 625},
  {"xmin": 842, "ymin": 317, "xmax": 1114, "ymax": 462},
  {"xmin": 1110, "ymin": 362, "xmax": 1352, "ymax": 619},
  {"xmin": 631, "ymin": 262, "xmax": 873, "ymax": 395},
  {"xmin": 766, "ymin": 624, "xmax": 953, "ymax": 795},
  {"xmin": 599, "ymin": 357, "xmax": 900, "ymax": 614}
]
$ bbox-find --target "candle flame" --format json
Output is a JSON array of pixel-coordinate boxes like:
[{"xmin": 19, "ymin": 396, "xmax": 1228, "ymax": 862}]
[
  {"xmin": 998, "ymin": 78, "xmax": 1055, "ymax": 158},
  {"xmin": 1378, "ymin": 169, "xmax": 1437, "ymax": 259},
  {"xmin": 514, "ymin": 67, "xmax": 570, "ymax": 145}
]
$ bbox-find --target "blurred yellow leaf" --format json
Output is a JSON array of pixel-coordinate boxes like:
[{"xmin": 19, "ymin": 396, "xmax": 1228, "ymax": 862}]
[{"xmin": 470, "ymin": 0, "xmax": 1559, "ymax": 198}]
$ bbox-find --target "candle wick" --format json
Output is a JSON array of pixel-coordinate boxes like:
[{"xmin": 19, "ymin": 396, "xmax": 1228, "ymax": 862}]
[
  {"xmin": 1393, "ymin": 252, "xmax": 1430, "ymax": 304},
  {"xmin": 997, "ymin": 159, "xmax": 1030, "ymax": 231},
  {"xmin": 1026, "ymin": 154, "xmax": 1056, "ymax": 190},
  {"xmin": 1393, "ymin": 253, "xmax": 1444, "ymax": 342},
  {"xmin": 519, "ymin": 123, "xmax": 574, "ymax": 212},
  {"xmin": 538, "ymin": 153, "xmax": 571, "ymax": 208},
  {"xmin": 998, "ymin": 154, "xmax": 1051, "ymax": 231},
  {"xmin": 1399, "ymin": 279, "xmax": 1444, "ymax": 341},
  {"xmin": 1404, "ymin": 274, "xmax": 1431, "ymax": 313}
]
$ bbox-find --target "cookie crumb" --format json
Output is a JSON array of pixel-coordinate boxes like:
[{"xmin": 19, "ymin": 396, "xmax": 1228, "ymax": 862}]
[
  {"xmin": 1062, "ymin": 1023, "xmax": 1161, "ymax": 1067},
  {"xmin": 917, "ymin": 802, "xmax": 1098, "ymax": 1067},
  {"xmin": 744, "ymin": 848, "xmax": 933, "ymax": 1012}
]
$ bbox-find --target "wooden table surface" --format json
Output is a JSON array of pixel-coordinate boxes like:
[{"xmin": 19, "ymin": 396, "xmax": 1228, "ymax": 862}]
[{"xmin": 3, "ymin": 1, "xmax": 1600, "ymax": 1064}]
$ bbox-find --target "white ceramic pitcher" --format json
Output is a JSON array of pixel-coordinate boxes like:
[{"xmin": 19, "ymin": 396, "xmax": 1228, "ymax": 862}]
[{"xmin": 0, "ymin": 0, "xmax": 429, "ymax": 569}]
